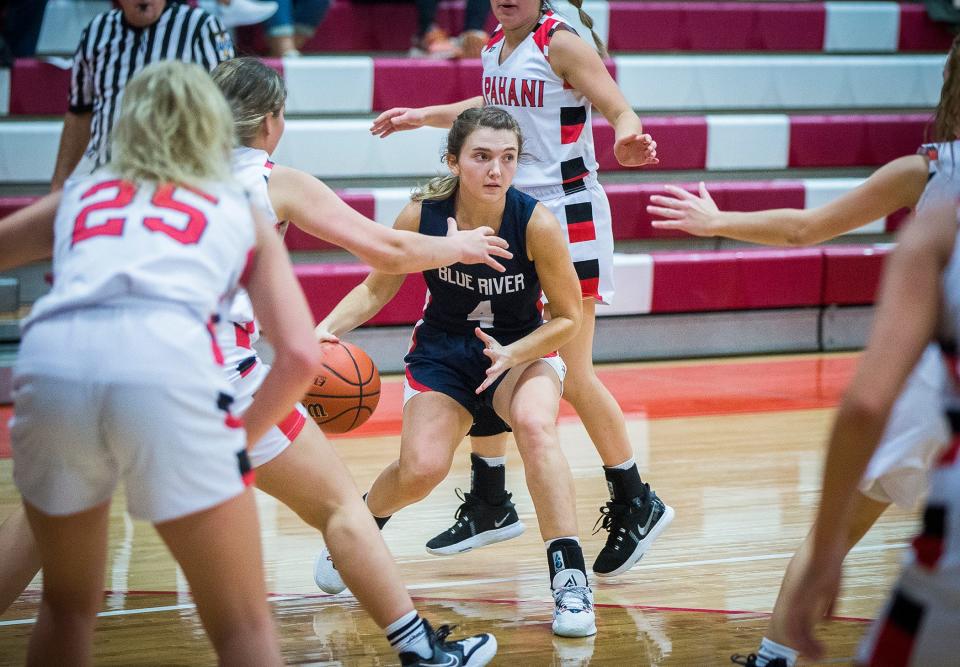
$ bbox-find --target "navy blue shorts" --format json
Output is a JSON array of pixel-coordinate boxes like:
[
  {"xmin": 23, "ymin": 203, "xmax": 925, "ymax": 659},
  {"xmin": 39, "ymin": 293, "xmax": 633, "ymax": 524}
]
[{"xmin": 403, "ymin": 324, "xmax": 513, "ymax": 436}]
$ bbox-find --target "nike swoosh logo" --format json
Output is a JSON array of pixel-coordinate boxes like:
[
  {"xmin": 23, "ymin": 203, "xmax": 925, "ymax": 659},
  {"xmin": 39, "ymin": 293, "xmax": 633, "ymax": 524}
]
[
  {"xmin": 428, "ymin": 655, "xmax": 460, "ymax": 666},
  {"xmin": 633, "ymin": 511, "xmax": 656, "ymax": 541},
  {"xmin": 494, "ymin": 514, "xmax": 510, "ymax": 528}
]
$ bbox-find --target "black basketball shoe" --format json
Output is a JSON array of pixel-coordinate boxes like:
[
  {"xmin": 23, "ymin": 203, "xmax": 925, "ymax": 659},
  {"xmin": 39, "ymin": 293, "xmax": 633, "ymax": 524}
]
[
  {"xmin": 425, "ymin": 489, "xmax": 525, "ymax": 556},
  {"xmin": 400, "ymin": 621, "xmax": 497, "ymax": 666},
  {"xmin": 731, "ymin": 654, "xmax": 788, "ymax": 667},
  {"xmin": 591, "ymin": 484, "xmax": 674, "ymax": 577}
]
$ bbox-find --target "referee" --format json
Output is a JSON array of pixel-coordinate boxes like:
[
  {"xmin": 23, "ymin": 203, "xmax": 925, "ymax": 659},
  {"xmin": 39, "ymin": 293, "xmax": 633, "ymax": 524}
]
[{"xmin": 51, "ymin": 0, "xmax": 235, "ymax": 190}]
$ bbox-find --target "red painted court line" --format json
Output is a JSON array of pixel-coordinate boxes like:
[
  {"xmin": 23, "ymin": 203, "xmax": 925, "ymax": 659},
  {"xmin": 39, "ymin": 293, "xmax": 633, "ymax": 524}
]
[
  {"xmin": 18, "ymin": 588, "xmax": 869, "ymax": 624},
  {"xmin": 0, "ymin": 354, "xmax": 857, "ymax": 457}
]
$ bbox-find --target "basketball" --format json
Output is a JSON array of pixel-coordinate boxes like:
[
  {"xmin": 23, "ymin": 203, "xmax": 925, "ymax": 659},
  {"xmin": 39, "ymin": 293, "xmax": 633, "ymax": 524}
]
[{"xmin": 301, "ymin": 341, "xmax": 381, "ymax": 434}]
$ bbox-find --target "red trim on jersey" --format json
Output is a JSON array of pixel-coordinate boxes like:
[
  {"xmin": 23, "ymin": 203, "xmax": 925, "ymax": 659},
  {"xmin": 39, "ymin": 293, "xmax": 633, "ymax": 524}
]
[
  {"xmin": 225, "ymin": 414, "xmax": 244, "ymax": 429},
  {"xmin": 566, "ymin": 221, "xmax": 596, "ymax": 244},
  {"xmin": 264, "ymin": 159, "xmax": 275, "ymax": 170},
  {"xmin": 937, "ymin": 434, "xmax": 960, "ymax": 467},
  {"xmin": 532, "ymin": 15, "xmax": 560, "ymax": 55},
  {"xmin": 242, "ymin": 468, "xmax": 256, "ymax": 487},
  {"xmin": 277, "ymin": 408, "xmax": 306, "ymax": 441},
  {"xmin": 579, "ymin": 277, "xmax": 601, "ymax": 300},
  {"xmin": 207, "ymin": 318, "xmax": 225, "ymax": 365},
  {"xmin": 239, "ymin": 248, "xmax": 256, "ymax": 287},
  {"xmin": 239, "ymin": 358, "xmax": 258, "ymax": 378},
  {"xmin": 868, "ymin": 614, "xmax": 918, "ymax": 666},
  {"xmin": 562, "ymin": 170, "xmax": 589, "ymax": 185},
  {"xmin": 234, "ymin": 321, "xmax": 256, "ymax": 349},
  {"xmin": 560, "ymin": 122, "xmax": 585, "ymax": 144},
  {"xmin": 912, "ymin": 532, "xmax": 944, "ymax": 570},
  {"xmin": 485, "ymin": 28, "xmax": 505, "ymax": 51},
  {"xmin": 543, "ymin": 351, "xmax": 558, "ymax": 358}
]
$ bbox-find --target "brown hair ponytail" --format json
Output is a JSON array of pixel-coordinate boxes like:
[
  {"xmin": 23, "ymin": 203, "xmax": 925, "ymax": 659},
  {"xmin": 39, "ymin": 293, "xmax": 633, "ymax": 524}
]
[{"xmin": 931, "ymin": 33, "xmax": 960, "ymax": 143}]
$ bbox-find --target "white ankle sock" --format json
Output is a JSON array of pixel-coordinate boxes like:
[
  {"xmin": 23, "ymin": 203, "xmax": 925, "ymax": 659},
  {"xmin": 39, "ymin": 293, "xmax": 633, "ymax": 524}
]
[
  {"xmin": 477, "ymin": 455, "xmax": 506, "ymax": 467},
  {"xmin": 757, "ymin": 637, "xmax": 798, "ymax": 667},
  {"xmin": 386, "ymin": 610, "xmax": 431, "ymax": 659},
  {"xmin": 605, "ymin": 457, "xmax": 636, "ymax": 471}
]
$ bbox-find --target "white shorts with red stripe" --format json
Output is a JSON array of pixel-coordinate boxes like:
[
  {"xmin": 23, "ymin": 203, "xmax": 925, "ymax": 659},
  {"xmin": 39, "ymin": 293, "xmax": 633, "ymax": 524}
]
[
  {"xmin": 520, "ymin": 173, "xmax": 614, "ymax": 306},
  {"xmin": 229, "ymin": 355, "xmax": 308, "ymax": 468},
  {"xmin": 859, "ymin": 345, "xmax": 950, "ymax": 508},
  {"xmin": 11, "ymin": 308, "xmax": 251, "ymax": 523},
  {"xmin": 856, "ymin": 429, "xmax": 960, "ymax": 666}
]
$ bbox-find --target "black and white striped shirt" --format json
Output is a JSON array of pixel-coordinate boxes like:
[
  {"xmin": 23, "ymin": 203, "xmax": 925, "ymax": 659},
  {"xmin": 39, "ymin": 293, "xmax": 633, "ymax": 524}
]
[{"xmin": 69, "ymin": 1, "xmax": 235, "ymax": 168}]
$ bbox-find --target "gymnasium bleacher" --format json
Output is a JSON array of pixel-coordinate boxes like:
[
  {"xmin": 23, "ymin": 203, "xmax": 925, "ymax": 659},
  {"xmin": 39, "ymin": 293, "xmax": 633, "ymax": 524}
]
[{"xmin": 0, "ymin": 0, "xmax": 951, "ymax": 400}]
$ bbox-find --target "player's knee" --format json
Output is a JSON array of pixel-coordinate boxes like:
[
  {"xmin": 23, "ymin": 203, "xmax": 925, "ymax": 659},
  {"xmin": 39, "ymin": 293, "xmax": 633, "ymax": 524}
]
[
  {"xmin": 399, "ymin": 457, "xmax": 449, "ymax": 497},
  {"xmin": 512, "ymin": 414, "xmax": 557, "ymax": 458}
]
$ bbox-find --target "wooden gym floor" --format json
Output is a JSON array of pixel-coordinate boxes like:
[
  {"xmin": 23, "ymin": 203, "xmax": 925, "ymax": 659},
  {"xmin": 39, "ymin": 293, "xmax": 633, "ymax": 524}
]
[{"xmin": 0, "ymin": 352, "xmax": 919, "ymax": 665}]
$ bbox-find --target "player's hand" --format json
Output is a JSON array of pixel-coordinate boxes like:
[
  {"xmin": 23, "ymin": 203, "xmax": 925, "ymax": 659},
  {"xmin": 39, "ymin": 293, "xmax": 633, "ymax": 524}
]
[
  {"xmin": 314, "ymin": 324, "xmax": 339, "ymax": 344},
  {"xmin": 447, "ymin": 217, "xmax": 512, "ymax": 272},
  {"xmin": 648, "ymin": 182, "xmax": 720, "ymax": 237},
  {"xmin": 475, "ymin": 327, "xmax": 513, "ymax": 393},
  {"xmin": 370, "ymin": 107, "xmax": 427, "ymax": 138},
  {"xmin": 614, "ymin": 133, "xmax": 659, "ymax": 167},
  {"xmin": 782, "ymin": 542, "xmax": 845, "ymax": 660}
]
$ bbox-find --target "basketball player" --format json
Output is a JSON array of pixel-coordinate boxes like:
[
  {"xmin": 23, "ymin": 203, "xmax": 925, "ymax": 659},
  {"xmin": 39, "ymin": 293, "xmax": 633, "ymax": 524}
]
[
  {"xmin": 316, "ymin": 107, "xmax": 598, "ymax": 638},
  {"xmin": 781, "ymin": 198, "xmax": 960, "ymax": 665},
  {"xmin": 0, "ymin": 57, "xmax": 501, "ymax": 666},
  {"xmin": 649, "ymin": 37, "xmax": 960, "ymax": 667},
  {"xmin": 0, "ymin": 61, "xmax": 322, "ymax": 666},
  {"xmin": 368, "ymin": 0, "xmax": 671, "ymax": 580}
]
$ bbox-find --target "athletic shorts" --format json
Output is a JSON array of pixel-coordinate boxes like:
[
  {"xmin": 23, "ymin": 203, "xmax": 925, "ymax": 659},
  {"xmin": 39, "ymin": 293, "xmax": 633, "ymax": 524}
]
[
  {"xmin": 520, "ymin": 174, "xmax": 614, "ymax": 306},
  {"xmin": 228, "ymin": 355, "xmax": 308, "ymax": 468},
  {"xmin": 403, "ymin": 323, "xmax": 566, "ymax": 436},
  {"xmin": 859, "ymin": 345, "xmax": 949, "ymax": 508},
  {"xmin": 11, "ymin": 308, "xmax": 251, "ymax": 523},
  {"xmin": 856, "ymin": 431, "xmax": 960, "ymax": 666}
]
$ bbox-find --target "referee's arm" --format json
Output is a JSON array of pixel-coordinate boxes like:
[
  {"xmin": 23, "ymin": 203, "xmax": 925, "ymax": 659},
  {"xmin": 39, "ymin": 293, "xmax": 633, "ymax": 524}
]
[
  {"xmin": 51, "ymin": 28, "xmax": 94, "ymax": 192},
  {"xmin": 194, "ymin": 13, "xmax": 234, "ymax": 70}
]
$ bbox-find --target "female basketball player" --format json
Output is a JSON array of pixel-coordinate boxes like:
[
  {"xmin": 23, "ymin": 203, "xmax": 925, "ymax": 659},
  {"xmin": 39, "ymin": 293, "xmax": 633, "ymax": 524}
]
[
  {"xmin": 0, "ymin": 57, "xmax": 499, "ymax": 666},
  {"xmin": 368, "ymin": 0, "xmax": 670, "ymax": 580},
  {"xmin": 782, "ymin": 198, "xmax": 960, "ymax": 665},
  {"xmin": 650, "ymin": 36, "xmax": 960, "ymax": 667},
  {"xmin": 316, "ymin": 106, "xmax": 597, "ymax": 638},
  {"xmin": 0, "ymin": 61, "xmax": 322, "ymax": 666}
]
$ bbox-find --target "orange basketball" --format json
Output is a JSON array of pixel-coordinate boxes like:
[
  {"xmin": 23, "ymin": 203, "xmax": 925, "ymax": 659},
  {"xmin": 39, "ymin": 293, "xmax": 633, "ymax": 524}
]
[{"xmin": 301, "ymin": 341, "xmax": 381, "ymax": 434}]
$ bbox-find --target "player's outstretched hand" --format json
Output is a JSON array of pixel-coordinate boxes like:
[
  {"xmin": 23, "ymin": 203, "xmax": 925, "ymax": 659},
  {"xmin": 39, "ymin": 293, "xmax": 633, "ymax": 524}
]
[
  {"xmin": 475, "ymin": 327, "xmax": 513, "ymax": 394},
  {"xmin": 370, "ymin": 107, "xmax": 427, "ymax": 138},
  {"xmin": 614, "ymin": 133, "xmax": 659, "ymax": 167},
  {"xmin": 447, "ymin": 217, "xmax": 512, "ymax": 272},
  {"xmin": 781, "ymin": 543, "xmax": 844, "ymax": 661},
  {"xmin": 648, "ymin": 182, "xmax": 719, "ymax": 237},
  {"xmin": 314, "ymin": 325, "xmax": 339, "ymax": 344}
]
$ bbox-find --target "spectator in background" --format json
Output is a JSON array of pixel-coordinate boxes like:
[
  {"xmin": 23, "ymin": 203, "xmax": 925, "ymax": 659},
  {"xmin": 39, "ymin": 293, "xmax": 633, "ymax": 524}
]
[
  {"xmin": 1, "ymin": 0, "xmax": 50, "ymax": 59},
  {"xmin": 410, "ymin": 0, "xmax": 490, "ymax": 59},
  {"xmin": 266, "ymin": 0, "xmax": 331, "ymax": 57},
  {"xmin": 199, "ymin": 0, "xmax": 280, "ymax": 29},
  {"xmin": 50, "ymin": 0, "xmax": 235, "ymax": 191}
]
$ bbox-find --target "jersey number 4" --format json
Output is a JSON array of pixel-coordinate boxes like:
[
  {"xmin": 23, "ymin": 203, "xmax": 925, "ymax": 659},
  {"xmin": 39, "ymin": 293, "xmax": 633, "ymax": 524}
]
[{"xmin": 72, "ymin": 179, "xmax": 216, "ymax": 247}]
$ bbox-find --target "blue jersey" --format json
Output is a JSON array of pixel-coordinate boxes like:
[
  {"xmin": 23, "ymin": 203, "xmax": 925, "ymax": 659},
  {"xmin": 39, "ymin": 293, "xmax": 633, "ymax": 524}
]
[{"xmin": 419, "ymin": 187, "xmax": 543, "ymax": 344}]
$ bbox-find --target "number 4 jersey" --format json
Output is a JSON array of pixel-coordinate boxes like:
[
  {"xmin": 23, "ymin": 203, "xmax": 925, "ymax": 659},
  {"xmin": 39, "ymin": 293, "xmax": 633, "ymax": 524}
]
[
  {"xmin": 418, "ymin": 187, "xmax": 543, "ymax": 345},
  {"xmin": 24, "ymin": 170, "xmax": 256, "ymax": 333}
]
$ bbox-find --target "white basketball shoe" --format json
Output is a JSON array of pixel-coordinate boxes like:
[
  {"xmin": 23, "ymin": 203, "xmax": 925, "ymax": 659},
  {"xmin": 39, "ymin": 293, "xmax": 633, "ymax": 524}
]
[{"xmin": 313, "ymin": 547, "xmax": 347, "ymax": 595}]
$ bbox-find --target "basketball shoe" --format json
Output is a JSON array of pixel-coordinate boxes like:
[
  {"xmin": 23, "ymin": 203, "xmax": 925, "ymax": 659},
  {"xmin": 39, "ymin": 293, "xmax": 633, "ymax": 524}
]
[
  {"xmin": 313, "ymin": 546, "xmax": 347, "ymax": 595},
  {"xmin": 425, "ymin": 489, "xmax": 525, "ymax": 556},
  {"xmin": 731, "ymin": 654, "xmax": 788, "ymax": 667},
  {"xmin": 552, "ymin": 585, "xmax": 597, "ymax": 638},
  {"xmin": 591, "ymin": 485, "xmax": 674, "ymax": 577},
  {"xmin": 400, "ymin": 621, "xmax": 497, "ymax": 666}
]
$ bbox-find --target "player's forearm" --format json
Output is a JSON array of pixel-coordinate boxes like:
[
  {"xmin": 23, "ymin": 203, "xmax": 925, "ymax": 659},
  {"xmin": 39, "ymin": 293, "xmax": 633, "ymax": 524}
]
[
  {"xmin": 611, "ymin": 107, "xmax": 643, "ymax": 143},
  {"xmin": 709, "ymin": 209, "xmax": 819, "ymax": 246},
  {"xmin": 504, "ymin": 315, "xmax": 578, "ymax": 367},
  {"xmin": 51, "ymin": 112, "xmax": 92, "ymax": 191},
  {"xmin": 423, "ymin": 97, "xmax": 484, "ymax": 128},
  {"xmin": 318, "ymin": 282, "xmax": 391, "ymax": 338}
]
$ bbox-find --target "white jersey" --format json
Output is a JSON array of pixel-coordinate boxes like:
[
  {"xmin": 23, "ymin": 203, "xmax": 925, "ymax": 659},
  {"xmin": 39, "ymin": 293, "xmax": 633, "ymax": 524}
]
[
  {"xmin": 481, "ymin": 11, "xmax": 598, "ymax": 191},
  {"xmin": 25, "ymin": 170, "xmax": 255, "ymax": 335},
  {"xmin": 216, "ymin": 147, "xmax": 279, "ymax": 382}
]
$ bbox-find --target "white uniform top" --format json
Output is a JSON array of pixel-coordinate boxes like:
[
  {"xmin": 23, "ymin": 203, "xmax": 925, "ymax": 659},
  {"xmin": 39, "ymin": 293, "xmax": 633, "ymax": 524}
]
[
  {"xmin": 24, "ymin": 170, "xmax": 255, "ymax": 336},
  {"xmin": 216, "ymin": 147, "xmax": 279, "ymax": 380},
  {"xmin": 481, "ymin": 11, "xmax": 598, "ymax": 191}
]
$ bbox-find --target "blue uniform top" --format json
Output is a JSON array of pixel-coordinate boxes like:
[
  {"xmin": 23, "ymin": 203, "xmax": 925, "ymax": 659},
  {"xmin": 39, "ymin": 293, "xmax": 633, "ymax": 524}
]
[{"xmin": 419, "ymin": 186, "xmax": 543, "ymax": 344}]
